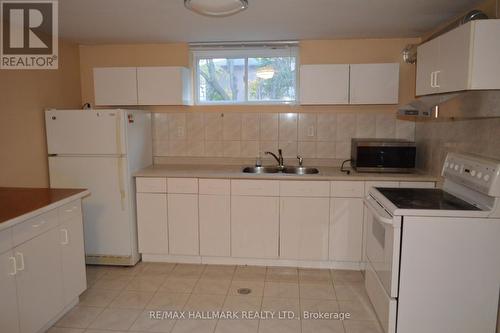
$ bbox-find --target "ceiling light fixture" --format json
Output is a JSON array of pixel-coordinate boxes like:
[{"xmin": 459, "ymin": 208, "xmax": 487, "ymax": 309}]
[{"xmin": 184, "ymin": 0, "xmax": 248, "ymax": 17}]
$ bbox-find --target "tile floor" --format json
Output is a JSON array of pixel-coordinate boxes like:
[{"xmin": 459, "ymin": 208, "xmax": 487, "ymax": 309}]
[{"xmin": 49, "ymin": 262, "xmax": 383, "ymax": 333}]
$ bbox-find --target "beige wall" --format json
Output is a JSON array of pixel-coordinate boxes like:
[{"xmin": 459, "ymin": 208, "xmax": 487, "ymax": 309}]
[
  {"xmin": 0, "ymin": 40, "xmax": 82, "ymax": 187},
  {"xmin": 79, "ymin": 38, "xmax": 420, "ymax": 114}
]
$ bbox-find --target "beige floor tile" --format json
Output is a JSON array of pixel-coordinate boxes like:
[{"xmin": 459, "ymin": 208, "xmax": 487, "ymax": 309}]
[
  {"xmin": 201, "ymin": 265, "xmax": 236, "ymax": 280},
  {"xmin": 85, "ymin": 330, "xmax": 128, "ymax": 333},
  {"xmin": 142, "ymin": 262, "xmax": 177, "ymax": 275},
  {"xmin": 109, "ymin": 290, "xmax": 155, "ymax": 309},
  {"xmin": 215, "ymin": 319, "xmax": 259, "ymax": 333},
  {"xmin": 193, "ymin": 278, "xmax": 231, "ymax": 295},
  {"xmin": 228, "ymin": 280, "xmax": 265, "ymax": 296},
  {"xmin": 300, "ymin": 283, "xmax": 336, "ymax": 300},
  {"xmin": 129, "ymin": 309, "xmax": 177, "ymax": 332},
  {"xmin": 299, "ymin": 268, "xmax": 332, "ymax": 284},
  {"xmin": 184, "ymin": 294, "xmax": 226, "ymax": 311},
  {"xmin": 79, "ymin": 288, "xmax": 120, "ymax": 307},
  {"xmin": 233, "ymin": 266, "xmax": 267, "ymax": 281},
  {"xmin": 171, "ymin": 319, "xmax": 217, "ymax": 333},
  {"xmin": 338, "ymin": 300, "xmax": 377, "ymax": 321},
  {"xmin": 159, "ymin": 277, "xmax": 198, "ymax": 293},
  {"xmin": 147, "ymin": 292, "xmax": 190, "ymax": 311},
  {"xmin": 170, "ymin": 264, "xmax": 205, "ymax": 278},
  {"xmin": 91, "ymin": 275, "xmax": 133, "ymax": 291},
  {"xmin": 266, "ymin": 267, "xmax": 298, "ymax": 283},
  {"xmin": 301, "ymin": 319, "xmax": 345, "ymax": 333},
  {"xmin": 222, "ymin": 295, "xmax": 263, "ymax": 312},
  {"xmin": 331, "ymin": 270, "xmax": 364, "ymax": 285},
  {"xmin": 263, "ymin": 282, "xmax": 299, "ymax": 298},
  {"xmin": 344, "ymin": 320, "xmax": 383, "ymax": 333},
  {"xmin": 261, "ymin": 297, "xmax": 300, "ymax": 313},
  {"xmin": 47, "ymin": 328, "xmax": 84, "ymax": 333},
  {"xmin": 126, "ymin": 275, "xmax": 167, "ymax": 292},
  {"xmin": 55, "ymin": 306, "xmax": 103, "ymax": 329},
  {"xmin": 258, "ymin": 319, "xmax": 301, "ymax": 333},
  {"xmin": 334, "ymin": 283, "xmax": 370, "ymax": 302},
  {"xmin": 300, "ymin": 298, "xmax": 340, "ymax": 313},
  {"xmin": 89, "ymin": 308, "xmax": 141, "ymax": 331}
]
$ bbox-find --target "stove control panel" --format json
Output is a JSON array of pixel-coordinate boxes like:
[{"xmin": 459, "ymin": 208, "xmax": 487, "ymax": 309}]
[{"xmin": 442, "ymin": 153, "xmax": 500, "ymax": 196}]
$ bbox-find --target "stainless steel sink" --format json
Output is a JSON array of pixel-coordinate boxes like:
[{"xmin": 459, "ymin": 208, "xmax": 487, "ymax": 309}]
[
  {"xmin": 282, "ymin": 166, "xmax": 320, "ymax": 175},
  {"xmin": 242, "ymin": 166, "xmax": 281, "ymax": 174}
]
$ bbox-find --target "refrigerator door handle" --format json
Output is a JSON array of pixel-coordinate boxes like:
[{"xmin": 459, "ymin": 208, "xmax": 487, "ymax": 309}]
[{"xmin": 117, "ymin": 158, "xmax": 126, "ymax": 211}]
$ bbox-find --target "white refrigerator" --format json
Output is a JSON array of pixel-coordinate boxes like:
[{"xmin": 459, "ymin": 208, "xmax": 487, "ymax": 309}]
[{"xmin": 45, "ymin": 109, "xmax": 152, "ymax": 266}]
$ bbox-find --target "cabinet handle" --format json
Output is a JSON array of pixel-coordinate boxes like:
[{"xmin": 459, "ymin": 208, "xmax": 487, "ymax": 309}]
[
  {"xmin": 434, "ymin": 70, "xmax": 441, "ymax": 88},
  {"xmin": 8, "ymin": 257, "xmax": 17, "ymax": 276},
  {"xmin": 430, "ymin": 71, "xmax": 436, "ymax": 88},
  {"xmin": 32, "ymin": 219, "xmax": 46, "ymax": 228},
  {"xmin": 15, "ymin": 252, "xmax": 25, "ymax": 271},
  {"xmin": 61, "ymin": 228, "xmax": 69, "ymax": 245}
]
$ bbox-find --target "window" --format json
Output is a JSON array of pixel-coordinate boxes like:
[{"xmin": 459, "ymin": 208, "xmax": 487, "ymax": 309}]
[{"xmin": 193, "ymin": 47, "xmax": 298, "ymax": 105}]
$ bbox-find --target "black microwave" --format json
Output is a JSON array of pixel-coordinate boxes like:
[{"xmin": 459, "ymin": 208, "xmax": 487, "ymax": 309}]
[{"xmin": 351, "ymin": 138, "xmax": 416, "ymax": 173}]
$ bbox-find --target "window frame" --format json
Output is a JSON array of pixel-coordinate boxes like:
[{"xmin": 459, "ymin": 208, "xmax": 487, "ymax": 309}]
[{"xmin": 192, "ymin": 48, "xmax": 299, "ymax": 105}]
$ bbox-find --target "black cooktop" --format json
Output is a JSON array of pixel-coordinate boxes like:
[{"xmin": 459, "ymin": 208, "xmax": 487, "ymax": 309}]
[{"xmin": 375, "ymin": 188, "xmax": 481, "ymax": 211}]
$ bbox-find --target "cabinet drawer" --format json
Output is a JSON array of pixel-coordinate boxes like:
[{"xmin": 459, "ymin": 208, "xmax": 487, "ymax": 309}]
[
  {"xmin": 0, "ymin": 228, "xmax": 13, "ymax": 254},
  {"xmin": 12, "ymin": 210, "xmax": 59, "ymax": 246},
  {"xmin": 199, "ymin": 179, "xmax": 230, "ymax": 195},
  {"xmin": 399, "ymin": 181, "xmax": 435, "ymax": 188},
  {"xmin": 58, "ymin": 200, "xmax": 82, "ymax": 222},
  {"xmin": 167, "ymin": 178, "xmax": 198, "ymax": 194},
  {"xmin": 331, "ymin": 181, "xmax": 365, "ymax": 197},
  {"xmin": 231, "ymin": 180, "xmax": 279, "ymax": 196},
  {"xmin": 279, "ymin": 181, "xmax": 330, "ymax": 197},
  {"xmin": 136, "ymin": 177, "xmax": 167, "ymax": 193}
]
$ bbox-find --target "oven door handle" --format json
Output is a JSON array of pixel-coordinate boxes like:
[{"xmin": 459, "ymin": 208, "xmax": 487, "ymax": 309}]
[{"xmin": 364, "ymin": 196, "xmax": 394, "ymax": 225}]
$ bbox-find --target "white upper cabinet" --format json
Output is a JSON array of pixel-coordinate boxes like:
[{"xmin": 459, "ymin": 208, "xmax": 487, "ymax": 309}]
[
  {"xmin": 93, "ymin": 67, "xmax": 138, "ymax": 106},
  {"xmin": 137, "ymin": 67, "xmax": 192, "ymax": 105},
  {"xmin": 94, "ymin": 66, "xmax": 192, "ymax": 106},
  {"xmin": 300, "ymin": 64, "xmax": 350, "ymax": 105},
  {"xmin": 416, "ymin": 20, "xmax": 500, "ymax": 96},
  {"xmin": 349, "ymin": 63, "xmax": 399, "ymax": 104}
]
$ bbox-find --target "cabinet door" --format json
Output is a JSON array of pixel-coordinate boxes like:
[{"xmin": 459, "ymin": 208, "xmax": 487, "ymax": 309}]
[
  {"xmin": 60, "ymin": 216, "xmax": 86, "ymax": 303},
  {"xmin": 416, "ymin": 38, "xmax": 440, "ymax": 96},
  {"xmin": 280, "ymin": 197, "xmax": 329, "ymax": 260},
  {"xmin": 137, "ymin": 67, "xmax": 191, "ymax": 105},
  {"xmin": 15, "ymin": 228, "xmax": 64, "ymax": 333},
  {"xmin": 0, "ymin": 250, "xmax": 20, "ymax": 333},
  {"xmin": 199, "ymin": 195, "xmax": 230, "ymax": 257},
  {"xmin": 437, "ymin": 23, "xmax": 471, "ymax": 94},
  {"xmin": 330, "ymin": 198, "xmax": 364, "ymax": 262},
  {"xmin": 93, "ymin": 67, "xmax": 138, "ymax": 106},
  {"xmin": 300, "ymin": 64, "xmax": 350, "ymax": 104},
  {"xmin": 168, "ymin": 194, "xmax": 199, "ymax": 255},
  {"xmin": 231, "ymin": 196, "xmax": 279, "ymax": 258},
  {"xmin": 349, "ymin": 64, "xmax": 399, "ymax": 104},
  {"xmin": 136, "ymin": 193, "xmax": 168, "ymax": 254}
]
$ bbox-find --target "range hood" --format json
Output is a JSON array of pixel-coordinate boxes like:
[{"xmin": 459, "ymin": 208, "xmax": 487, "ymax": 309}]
[{"xmin": 398, "ymin": 90, "xmax": 500, "ymax": 119}]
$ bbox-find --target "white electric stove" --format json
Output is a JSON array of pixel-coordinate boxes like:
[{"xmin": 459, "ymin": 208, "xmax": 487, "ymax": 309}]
[{"xmin": 364, "ymin": 152, "xmax": 500, "ymax": 333}]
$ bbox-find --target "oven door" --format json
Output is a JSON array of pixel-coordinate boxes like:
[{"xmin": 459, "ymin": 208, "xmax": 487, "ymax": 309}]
[{"xmin": 364, "ymin": 195, "xmax": 402, "ymax": 298}]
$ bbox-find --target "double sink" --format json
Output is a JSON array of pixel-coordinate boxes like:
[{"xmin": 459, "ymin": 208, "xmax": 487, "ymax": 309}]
[{"xmin": 242, "ymin": 166, "xmax": 319, "ymax": 175}]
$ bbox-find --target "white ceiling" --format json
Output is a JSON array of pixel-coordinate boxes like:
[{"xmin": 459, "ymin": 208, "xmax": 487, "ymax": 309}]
[{"xmin": 56, "ymin": 0, "xmax": 484, "ymax": 43}]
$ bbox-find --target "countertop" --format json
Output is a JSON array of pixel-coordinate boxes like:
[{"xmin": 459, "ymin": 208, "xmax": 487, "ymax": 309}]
[
  {"xmin": 0, "ymin": 187, "xmax": 90, "ymax": 229},
  {"xmin": 134, "ymin": 164, "xmax": 439, "ymax": 182}
]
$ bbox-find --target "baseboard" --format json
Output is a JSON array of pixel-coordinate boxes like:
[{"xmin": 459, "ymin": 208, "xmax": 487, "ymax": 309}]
[
  {"xmin": 86, "ymin": 254, "xmax": 140, "ymax": 266},
  {"xmin": 141, "ymin": 254, "xmax": 363, "ymax": 270},
  {"xmin": 36, "ymin": 297, "xmax": 79, "ymax": 333}
]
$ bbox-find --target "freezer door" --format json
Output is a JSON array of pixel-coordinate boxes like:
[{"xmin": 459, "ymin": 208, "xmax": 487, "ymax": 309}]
[
  {"xmin": 45, "ymin": 110, "xmax": 126, "ymax": 155},
  {"xmin": 49, "ymin": 156, "xmax": 133, "ymax": 257}
]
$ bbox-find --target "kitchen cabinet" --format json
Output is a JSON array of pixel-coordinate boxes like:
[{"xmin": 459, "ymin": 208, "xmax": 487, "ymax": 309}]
[
  {"xmin": 416, "ymin": 20, "xmax": 500, "ymax": 96},
  {"xmin": 15, "ymin": 228, "xmax": 64, "ymax": 333},
  {"xmin": 93, "ymin": 67, "xmax": 138, "ymax": 106},
  {"xmin": 136, "ymin": 193, "xmax": 168, "ymax": 254},
  {"xmin": 280, "ymin": 197, "xmax": 330, "ymax": 260},
  {"xmin": 199, "ymin": 179, "xmax": 231, "ymax": 257},
  {"xmin": 300, "ymin": 64, "xmax": 350, "ymax": 105},
  {"xmin": 349, "ymin": 63, "xmax": 399, "ymax": 104},
  {"xmin": 330, "ymin": 198, "xmax": 364, "ymax": 262},
  {"xmin": 0, "ymin": 250, "xmax": 20, "ymax": 333},
  {"xmin": 137, "ymin": 66, "xmax": 191, "ymax": 105},
  {"xmin": 168, "ymin": 194, "xmax": 199, "ymax": 255}
]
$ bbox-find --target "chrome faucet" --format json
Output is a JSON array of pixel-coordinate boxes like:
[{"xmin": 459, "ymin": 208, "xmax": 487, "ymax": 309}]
[{"xmin": 265, "ymin": 149, "xmax": 284, "ymax": 170}]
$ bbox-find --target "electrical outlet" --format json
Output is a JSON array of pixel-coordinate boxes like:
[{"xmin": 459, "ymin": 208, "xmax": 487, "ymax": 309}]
[
  {"xmin": 308, "ymin": 126, "xmax": 315, "ymax": 137},
  {"xmin": 177, "ymin": 126, "xmax": 185, "ymax": 138}
]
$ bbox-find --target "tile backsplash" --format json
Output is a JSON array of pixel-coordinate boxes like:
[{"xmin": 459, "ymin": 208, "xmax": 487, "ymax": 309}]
[{"xmin": 153, "ymin": 112, "xmax": 415, "ymax": 160}]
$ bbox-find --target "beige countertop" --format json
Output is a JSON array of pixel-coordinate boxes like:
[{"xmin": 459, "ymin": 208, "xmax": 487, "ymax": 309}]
[{"xmin": 134, "ymin": 164, "xmax": 439, "ymax": 182}]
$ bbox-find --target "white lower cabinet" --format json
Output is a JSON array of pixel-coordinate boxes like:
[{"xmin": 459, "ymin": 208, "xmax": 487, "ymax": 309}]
[
  {"xmin": 330, "ymin": 198, "xmax": 364, "ymax": 262},
  {"xmin": 231, "ymin": 196, "xmax": 279, "ymax": 258},
  {"xmin": 136, "ymin": 193, "xmax": 168, "ymax": 254},
  {"xmin": 280, "ymin": 197, "xmax": 330, "ymax": 260},
  {"xmin": 168, "ymin": 194, "xmax": 199, "ymax": 255},
  {"xmin": 15, "ymin": 228, "xmax": 64, "ymax": 333},
  {"xmin": 199, "ymin": 194, "xmax": 230, "ymax": 257},
  {"xmin": 0, "ymin": 250, "xmax": 20, "ymax": 333}
]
